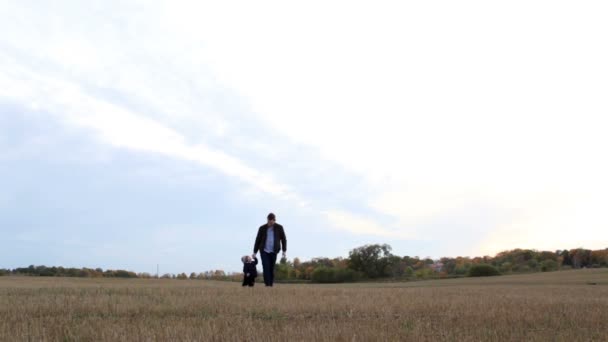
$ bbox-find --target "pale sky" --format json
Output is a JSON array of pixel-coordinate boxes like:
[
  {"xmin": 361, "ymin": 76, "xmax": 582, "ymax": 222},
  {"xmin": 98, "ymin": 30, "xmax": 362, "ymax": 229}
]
[{"xmin": 1, "ymin": 1, "xmax": 607, "ymax": 273}]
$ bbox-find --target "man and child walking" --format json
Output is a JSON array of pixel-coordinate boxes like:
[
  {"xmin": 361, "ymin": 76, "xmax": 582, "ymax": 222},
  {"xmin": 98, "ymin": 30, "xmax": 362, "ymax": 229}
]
[{"xmin": 242, "ymin": 213, "xmax": 287, "ymax": 287}]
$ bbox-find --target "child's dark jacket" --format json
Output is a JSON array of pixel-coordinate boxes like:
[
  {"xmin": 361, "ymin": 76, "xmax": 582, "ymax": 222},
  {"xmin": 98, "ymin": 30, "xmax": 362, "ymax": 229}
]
[{"xmin": 243, "ymin": 258, "xmax": 258, "ymax": 277}]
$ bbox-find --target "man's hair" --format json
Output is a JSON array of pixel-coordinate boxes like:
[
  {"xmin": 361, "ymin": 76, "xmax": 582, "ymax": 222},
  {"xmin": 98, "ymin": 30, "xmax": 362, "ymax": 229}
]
[{"xmin": 267, "ymin": 213, "xmax": 276, "ymax": 221}]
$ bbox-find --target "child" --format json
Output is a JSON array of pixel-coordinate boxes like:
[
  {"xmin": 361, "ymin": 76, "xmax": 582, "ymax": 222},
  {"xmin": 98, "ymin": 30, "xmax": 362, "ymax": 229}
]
[{"xmin": 242, "ymin": 254, "xmax": 258, "ymax": 287}]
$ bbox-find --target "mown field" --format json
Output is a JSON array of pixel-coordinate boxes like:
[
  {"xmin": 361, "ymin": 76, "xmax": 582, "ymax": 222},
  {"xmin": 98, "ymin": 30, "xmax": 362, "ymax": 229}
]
[{"xmin": 1, "ymin": 269, "xmax": 607, "ymax": 341}]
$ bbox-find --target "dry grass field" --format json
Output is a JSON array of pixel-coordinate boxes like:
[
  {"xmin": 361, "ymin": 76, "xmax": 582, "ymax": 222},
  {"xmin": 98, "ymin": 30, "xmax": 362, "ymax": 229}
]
[{"xmin": 1, "ymin": 269, "xmax": 607, "ymax": 341}]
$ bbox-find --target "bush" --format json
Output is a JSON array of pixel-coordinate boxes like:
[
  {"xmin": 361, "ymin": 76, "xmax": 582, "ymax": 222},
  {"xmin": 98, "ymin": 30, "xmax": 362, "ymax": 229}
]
[
  {"xmin": 311, "ymin": 267, "xmax": 358, "ymax": 283},
  {"xmin": 499, "ymin": 262, "xmax": 513, "ymax": 273},
  {"xmin": 415, "ymin": 268, "xmax": 433, "ymax": 279},
  {"xmin": 454, "ymin": 266, "xmax": 469, "ymax": 276},
  {"xmin": 541, "ymin": 260, "xmax": 558, "ymax": 272},
  {"xmin": 0, "ymin": 269, "xmax": 8, "ymax": 276},
  {"xmin": 527, "ymin": 259, "xmax": 539, "ymax": 270},
  {"xmin": 468, "ymin": 264, "xmax": 500, "ymax": 277}
]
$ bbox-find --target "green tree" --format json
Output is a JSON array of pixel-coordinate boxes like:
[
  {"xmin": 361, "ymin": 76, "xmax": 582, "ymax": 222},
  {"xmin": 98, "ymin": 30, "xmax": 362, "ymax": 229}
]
[
  {"xmin": 415, "ymin": 268, "xmax": 433, "ymax": 279},
  {"xmin": 541, "ymin": 260, "xmax": 558, "ymax": 272},
  {"xmin": 468, "ymin": 264, "xmax": 500, "ymax": 277},
  {"xmin": 499, "ymin": 262, "xmax": 513, "ymax": 273},
  {"xmin": 347, "ymin": 244, "xmax": 393, "ymax": 278},
  {"xmin": 311, "ymin": 267, "xmax": 358, "ymax": 283},
  {"xmin": 527, "ymin": 259, "xmax": 539, "ymax": 271},
  {"xmin": 275, "ymin": 258, "xmax": 293, "ymax": 280}
]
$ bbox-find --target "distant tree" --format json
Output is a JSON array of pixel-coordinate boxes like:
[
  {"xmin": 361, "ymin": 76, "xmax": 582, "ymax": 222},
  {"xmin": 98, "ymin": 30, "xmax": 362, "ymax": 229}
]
[
  {"xmin": 415, "ymin": 268, "xmax": 433, "ymax": 279},
  {"xmin": 275, "ymin": 260, "xmax": 293, "ymax": 280},
  {"xmin": 293, "ymin": 257, "xmax": 301, "ymax": 269},
  {"xmin": 468, "ymin": 264, "xmax": 500, "ymax": 277},
  {"xmin": 527, "ymin": 259, "xmax": 539, "ymax": 271},
  {"xmin": 591, "ymin": 249, "xmax": 608, "ymax": 267},
  {"xmin": 499, "ymin": 262, "xmax": 513, "ymax": 273},
  {"xmin": 570, "ymin": 248, "xmax": 592, "ymax": 268},
  {"xmin": 386, "ymin": 255, "xmax": 406, "ymax": 277},
  {"xmin": 539, "ymin": 251, "xmax": 558, "ymax": 261},
  {"xmin": 112, "ymin": 270, "xmax": 138, "ymax": 278},
  {"xmin": 440, "ymin": 258, "xmax": 457, "ymax": 275},
  {"xmin": 311, "ymin": 267, "xmax": 358, "ymax": 283},
  {"xmin": 454, "ymin": 266, "xmax": 469, "ymax": 276},
  {"xmin": 541, "ymin": 260, "xmax": 558, "ymax": 272},
  {"xmin": 348, "ymin": 244, "xmax": 393, "ymax": 278},
  {"xmin": 560, "ymin": 249, "xmax": 572, "ymax": 266}
]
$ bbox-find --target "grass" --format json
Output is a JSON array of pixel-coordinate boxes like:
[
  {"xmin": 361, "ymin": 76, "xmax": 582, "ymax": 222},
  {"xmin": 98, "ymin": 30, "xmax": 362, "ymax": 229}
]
[{"xmin": 0, "ymin": 269, "xmax": 607, "ymax": 341}]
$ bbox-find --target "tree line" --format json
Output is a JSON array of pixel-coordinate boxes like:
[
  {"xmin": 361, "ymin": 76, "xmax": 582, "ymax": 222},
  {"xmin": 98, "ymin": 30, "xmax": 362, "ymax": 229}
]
[
  {"xmin": 2, "ymin": 245, "xmax": 607, "ymax": 283},
  {"xmin": 275, "ymin": 245, "xmax": 608, "ymax": 283}
]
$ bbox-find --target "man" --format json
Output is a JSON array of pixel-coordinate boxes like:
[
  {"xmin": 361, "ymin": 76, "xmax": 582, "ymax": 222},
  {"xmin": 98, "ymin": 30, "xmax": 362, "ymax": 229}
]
[{"xmin": 253, "ymin": 213, "xmax": 287, "ymax": 287}]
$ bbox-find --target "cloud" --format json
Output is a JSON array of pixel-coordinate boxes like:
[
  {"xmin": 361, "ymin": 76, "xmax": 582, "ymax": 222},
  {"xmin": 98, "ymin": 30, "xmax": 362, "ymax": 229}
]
[
  {"xmin": 177, "ymin": 0, "xmax": 608, "ymax": 252},
  {"xmin": 0, "ymin": 1, "xmax": 393, "ymax": 240},
  {"xmin": 0, "ymin": 45, "xmax": 299, "ymax": 200},
  {"xmin": 478, "ymin": 191, "xmax": 608, "ymax": 254},
  {"xmin": 323, "ymin": 210, "xmax": 414, "ymax": 239},
  {"xmin": 2, "ymin": 0, "xmax": 607, "ymax": 257}
]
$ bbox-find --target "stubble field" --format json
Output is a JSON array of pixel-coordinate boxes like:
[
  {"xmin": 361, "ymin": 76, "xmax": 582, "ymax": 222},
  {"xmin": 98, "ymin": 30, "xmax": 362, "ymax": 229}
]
[{"xmin": 0, "ymin": 269, "xmax": 607, "ymax": 341}]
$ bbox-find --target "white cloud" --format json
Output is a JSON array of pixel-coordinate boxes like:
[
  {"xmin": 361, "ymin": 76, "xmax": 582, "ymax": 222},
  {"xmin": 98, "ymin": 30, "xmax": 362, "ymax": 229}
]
[
  {"xmin": 172, "ymin": 1, "xmax": 608, "ymax": 251},
  {"xmin": 324, "ymin": 210, "xmax": 414, "ymax": 238},
  {"xmin": 0, "ymin": 53, "xmax": 295, "ymax": 200},
  {"xmin": 2, "ymin": 1, "xmax": 607, "ymax": 253},
  {"xmin": 479, "ymin": 191, "xmax": 608, "ymax": 253}
]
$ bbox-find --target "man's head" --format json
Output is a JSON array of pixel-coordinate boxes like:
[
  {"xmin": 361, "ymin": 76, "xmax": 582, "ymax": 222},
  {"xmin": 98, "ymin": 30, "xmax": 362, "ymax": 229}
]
[{"xmin": 267, "ymin": 212, "xmax": 276, "ymax": 226}]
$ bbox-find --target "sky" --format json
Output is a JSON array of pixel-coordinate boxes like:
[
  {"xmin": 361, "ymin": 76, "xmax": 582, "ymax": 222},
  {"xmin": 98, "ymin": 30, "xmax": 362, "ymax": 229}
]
[{"xmin": 1, "ymin": 1, "xmax": 607, "ymax": 274}]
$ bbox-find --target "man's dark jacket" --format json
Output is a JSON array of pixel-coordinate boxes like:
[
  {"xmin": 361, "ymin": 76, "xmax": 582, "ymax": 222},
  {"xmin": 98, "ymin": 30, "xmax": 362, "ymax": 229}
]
[{"xmin": 253, "ymin": 223, "xmax": 287, "ymax": 254}]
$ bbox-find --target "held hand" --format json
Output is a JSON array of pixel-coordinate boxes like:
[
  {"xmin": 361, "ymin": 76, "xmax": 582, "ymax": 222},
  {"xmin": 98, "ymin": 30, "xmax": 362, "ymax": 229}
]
[{"xmin": 282, "ymin": 251, "xmax": 286, "ymax": 259}]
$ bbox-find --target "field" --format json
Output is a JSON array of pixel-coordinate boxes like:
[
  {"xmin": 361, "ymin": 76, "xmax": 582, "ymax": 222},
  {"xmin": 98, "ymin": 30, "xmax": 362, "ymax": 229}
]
[{"xmin": 1, "ymin": 269, "xmax": 607, "ymax": 341}]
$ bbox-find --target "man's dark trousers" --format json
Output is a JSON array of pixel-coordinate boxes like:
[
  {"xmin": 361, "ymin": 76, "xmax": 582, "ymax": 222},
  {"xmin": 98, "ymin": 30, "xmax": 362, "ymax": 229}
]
[{"xmin": 260, "ymin": 251, "xmax": 277, "ymax": 286}]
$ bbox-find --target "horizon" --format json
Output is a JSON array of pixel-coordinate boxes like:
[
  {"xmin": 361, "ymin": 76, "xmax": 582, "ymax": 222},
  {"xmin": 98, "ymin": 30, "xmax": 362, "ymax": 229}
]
[
  {"xmin": 1, "ymin": 1, "xmax": 607, "ymax": 274},
  {"xmin": 2, "ymin": 244, "xmax": 606, "ymax": 275}
]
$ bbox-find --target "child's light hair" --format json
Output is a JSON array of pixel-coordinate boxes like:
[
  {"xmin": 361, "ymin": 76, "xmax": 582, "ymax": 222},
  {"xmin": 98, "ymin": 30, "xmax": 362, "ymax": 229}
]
[{"xmin": 241, "ymin": 255, "xmax": 249, "ymax": 263}]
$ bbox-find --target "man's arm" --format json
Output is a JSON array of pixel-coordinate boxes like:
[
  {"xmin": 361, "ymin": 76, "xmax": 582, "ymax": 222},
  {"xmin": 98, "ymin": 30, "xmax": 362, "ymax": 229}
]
[
  {"xmin": 280, "ymin": 226, "xmax": 287, "ymax": 252},
  {"xmin": 253, "ymin": 227, "xmax": 262, "ymax": 254}
]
